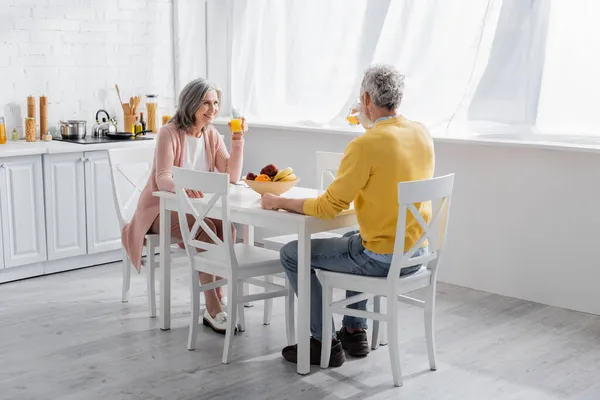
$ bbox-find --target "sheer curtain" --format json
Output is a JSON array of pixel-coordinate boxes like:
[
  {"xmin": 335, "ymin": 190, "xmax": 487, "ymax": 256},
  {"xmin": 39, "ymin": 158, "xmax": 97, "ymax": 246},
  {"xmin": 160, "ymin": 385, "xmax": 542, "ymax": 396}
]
[
  {"xmin": 372, "ymin": 0, "xmax": 502, "ymax": 133},
  {"xmin": 228, "ymin": 0, "xmax": 502, "ymax": 130},
  {"xmin": 535, "ymin": 0, "xmax": 600, "ymax": 136},
  {"xmin": 229, "ymin": 0, "xmax": 383, "ymax": 125}
]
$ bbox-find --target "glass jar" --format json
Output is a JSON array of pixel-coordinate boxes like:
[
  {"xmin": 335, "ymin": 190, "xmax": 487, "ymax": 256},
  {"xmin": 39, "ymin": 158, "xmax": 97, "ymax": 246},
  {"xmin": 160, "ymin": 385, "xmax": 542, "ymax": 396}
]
[
  {"xmin": 145, "ymin": 94, "xmax": 158, "ymax": 133},
  {"xmin": 25, "ymin": 117, "xmax": 36, "ymax": 142},
  {"xmin": 0, "ymin": 117, "xmax": 7, "ymax": 144}
]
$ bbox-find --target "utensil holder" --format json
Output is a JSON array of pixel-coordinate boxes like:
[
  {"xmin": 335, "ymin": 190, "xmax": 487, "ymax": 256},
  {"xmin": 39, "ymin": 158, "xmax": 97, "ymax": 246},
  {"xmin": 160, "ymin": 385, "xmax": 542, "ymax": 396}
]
[{"xmin": 123, "ymin": 114, "xmax": 136, "ymax": 134}]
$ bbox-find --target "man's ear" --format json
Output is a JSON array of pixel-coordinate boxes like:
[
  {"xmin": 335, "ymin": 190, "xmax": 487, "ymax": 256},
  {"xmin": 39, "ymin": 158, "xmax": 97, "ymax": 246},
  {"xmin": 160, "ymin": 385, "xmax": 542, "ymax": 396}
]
[{"xmin": 363, "ymin": 92, "xmax": 371, "ymax": 107}]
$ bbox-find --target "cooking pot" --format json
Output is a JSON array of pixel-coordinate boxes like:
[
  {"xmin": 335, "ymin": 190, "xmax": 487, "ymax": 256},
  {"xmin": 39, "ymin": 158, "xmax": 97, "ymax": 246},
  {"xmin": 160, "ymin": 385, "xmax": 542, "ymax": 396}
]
[{"xmin": 59, "ymin": 120, "xmax": 87, "ymax": 139}]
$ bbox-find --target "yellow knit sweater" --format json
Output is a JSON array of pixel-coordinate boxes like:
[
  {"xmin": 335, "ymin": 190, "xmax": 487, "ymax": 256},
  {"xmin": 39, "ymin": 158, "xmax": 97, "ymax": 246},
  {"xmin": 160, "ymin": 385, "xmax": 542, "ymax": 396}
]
[{"xmin": 303, "ymin": 116, "xmax": 435, "ymax": 253}]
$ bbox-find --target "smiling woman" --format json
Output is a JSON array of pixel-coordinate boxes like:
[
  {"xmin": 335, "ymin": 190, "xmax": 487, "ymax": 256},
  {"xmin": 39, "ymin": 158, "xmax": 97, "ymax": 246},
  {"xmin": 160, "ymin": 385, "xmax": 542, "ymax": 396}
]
[{"xmin": 121, "ymin": 78, "xmax": 249, "ymax": 335}]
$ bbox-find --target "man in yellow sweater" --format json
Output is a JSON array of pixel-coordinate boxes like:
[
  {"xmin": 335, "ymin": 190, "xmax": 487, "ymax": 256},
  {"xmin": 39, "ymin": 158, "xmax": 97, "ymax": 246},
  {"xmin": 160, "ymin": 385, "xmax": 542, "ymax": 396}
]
[{"xmin": 261, "ymin": 64, "xmax": 435, "ymax": 367}]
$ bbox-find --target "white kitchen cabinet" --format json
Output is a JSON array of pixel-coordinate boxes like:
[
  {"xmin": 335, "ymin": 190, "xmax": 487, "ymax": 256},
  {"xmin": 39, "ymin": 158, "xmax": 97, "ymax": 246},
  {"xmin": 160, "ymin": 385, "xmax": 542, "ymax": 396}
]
[
  {"xmin": 44, "ymin": 153, "xmax": 87, "ymax": 260},
  {"xmin": 0, "ymin": 155, "xmax": 47, "ymax": 268},
  {"xmin": 84, "ymin": 150, "xmax": 121, "ymax": 254}
]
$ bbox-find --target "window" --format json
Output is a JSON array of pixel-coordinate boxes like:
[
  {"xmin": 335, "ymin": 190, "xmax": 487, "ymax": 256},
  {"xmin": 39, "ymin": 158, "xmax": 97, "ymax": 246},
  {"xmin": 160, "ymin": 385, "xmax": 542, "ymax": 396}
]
[{"xmin": 180, "ymin": 0, "xmax": 600, "ymax": 137}]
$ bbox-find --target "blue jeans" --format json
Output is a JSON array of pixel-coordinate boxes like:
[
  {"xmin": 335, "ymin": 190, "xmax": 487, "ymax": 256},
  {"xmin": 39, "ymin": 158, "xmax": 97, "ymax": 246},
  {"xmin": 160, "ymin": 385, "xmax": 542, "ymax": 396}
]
[{"xmin": 280, "ymin": 230, "xmax": 422, "ymax": 340}]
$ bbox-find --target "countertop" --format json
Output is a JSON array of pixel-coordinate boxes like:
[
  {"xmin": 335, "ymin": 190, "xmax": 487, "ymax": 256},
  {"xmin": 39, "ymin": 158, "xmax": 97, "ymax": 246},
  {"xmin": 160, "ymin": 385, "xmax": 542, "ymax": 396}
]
[{"xmin": 0, "ymin": 134, "xmax": 158, "ymax": 158}]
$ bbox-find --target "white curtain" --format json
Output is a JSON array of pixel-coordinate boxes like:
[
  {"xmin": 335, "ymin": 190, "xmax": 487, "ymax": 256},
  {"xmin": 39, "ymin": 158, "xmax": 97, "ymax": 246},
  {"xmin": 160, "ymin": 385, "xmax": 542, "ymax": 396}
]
[
  {"xmin": 372, "ymin": 0, "xmax": 502, "ymax": 133},
  {"xmin": 229, "ymin": 0, "xmax": 379, "ymax": 125},
  {"xmin": 535, "ymin": 0, "xmax": 600, "ymax": 135},
  {"xmin": 226, "ymin": 0, "xmax": 501, "ymax": 131}
]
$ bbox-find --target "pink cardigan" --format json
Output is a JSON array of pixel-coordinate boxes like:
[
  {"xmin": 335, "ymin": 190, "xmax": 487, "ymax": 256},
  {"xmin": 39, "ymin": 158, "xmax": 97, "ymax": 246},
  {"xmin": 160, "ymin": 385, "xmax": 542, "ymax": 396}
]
[{"xmin": 122, "ymin": 122, "xmax": 244, "ymax": 271}]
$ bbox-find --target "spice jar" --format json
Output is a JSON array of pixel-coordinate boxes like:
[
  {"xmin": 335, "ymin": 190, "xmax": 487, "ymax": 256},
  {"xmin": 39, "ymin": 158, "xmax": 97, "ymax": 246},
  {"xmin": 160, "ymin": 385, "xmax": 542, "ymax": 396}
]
[{"xmin": 25, "ymin": 117, "xmax": 37, "ymax": 142}]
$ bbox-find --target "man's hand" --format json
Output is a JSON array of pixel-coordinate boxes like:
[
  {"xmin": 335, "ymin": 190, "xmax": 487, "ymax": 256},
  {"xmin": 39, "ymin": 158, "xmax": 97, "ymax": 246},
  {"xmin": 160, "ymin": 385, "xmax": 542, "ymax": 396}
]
[{"xmin": 260, "ymin": 193, "xmax": 281, "ymax": 210}]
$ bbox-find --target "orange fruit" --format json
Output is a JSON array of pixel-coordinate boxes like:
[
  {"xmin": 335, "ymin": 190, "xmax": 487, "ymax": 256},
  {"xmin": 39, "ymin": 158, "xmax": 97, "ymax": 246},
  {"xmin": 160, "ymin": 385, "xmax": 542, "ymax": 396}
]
[{"xmin": 255, "ymin": 174, "xmax": 272, "ymax": 182}]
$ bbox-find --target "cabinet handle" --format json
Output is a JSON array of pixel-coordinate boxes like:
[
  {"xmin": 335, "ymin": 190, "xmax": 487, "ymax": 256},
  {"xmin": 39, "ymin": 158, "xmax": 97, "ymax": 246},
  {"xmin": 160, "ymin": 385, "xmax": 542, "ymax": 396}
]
[
  {"xmin": 78, "ymin": 157, "xmax": 86, "ymax": 162},
  {"xmin": 0, "ymin": 164, "xmax": 5, "ymax": 169},
  {"xmin": 85, "ymin": 157, "xmax": 91, "ymax": 162}
]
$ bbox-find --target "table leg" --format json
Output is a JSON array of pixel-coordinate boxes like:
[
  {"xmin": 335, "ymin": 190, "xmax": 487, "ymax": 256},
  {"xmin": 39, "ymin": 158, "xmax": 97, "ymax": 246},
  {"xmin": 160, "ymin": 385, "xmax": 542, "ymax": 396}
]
[
  {"xmin": 297, "ymin": 225, "xmax": 311, "ymax": 375},
  {"xmin": 243, "ymin": 225, "xmax": 254, "ymax": 308},
  {"xmin": 159, "ymin": 199, "xmax": 172, "ymax": 330}
]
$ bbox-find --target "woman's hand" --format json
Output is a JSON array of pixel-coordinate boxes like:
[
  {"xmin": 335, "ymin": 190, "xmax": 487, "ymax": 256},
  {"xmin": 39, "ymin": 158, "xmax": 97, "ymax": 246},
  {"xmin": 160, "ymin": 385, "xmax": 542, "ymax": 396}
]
[
  {"xmin": 229, "ymin": 117, "xmax": 248, "ymax": 141},
  {"xmin": 186, "ymin": 189, "xmax": 204, "ymax": 198}
]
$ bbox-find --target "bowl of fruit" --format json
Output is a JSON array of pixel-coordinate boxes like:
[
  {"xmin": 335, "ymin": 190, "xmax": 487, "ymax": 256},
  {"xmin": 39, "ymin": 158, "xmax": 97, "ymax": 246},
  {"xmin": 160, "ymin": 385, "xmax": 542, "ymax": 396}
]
[{"xmin": 244, "ymin": 164, "xmax": 299, "ymax": 195}]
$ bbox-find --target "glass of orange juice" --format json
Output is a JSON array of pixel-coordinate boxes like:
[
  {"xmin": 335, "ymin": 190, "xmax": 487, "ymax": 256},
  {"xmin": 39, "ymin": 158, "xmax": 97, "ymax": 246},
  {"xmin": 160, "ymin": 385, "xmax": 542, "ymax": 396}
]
[
  {"xmin": 346, "ymin": 97, "xmax": 360, "ymax": 126},
  {"xmin": 230, "ymin": 108, "xmax": 243, "ymax": 133},
  {"xmin": 0, "ymin": 117, "xmax": 7, "ymax": 144}
]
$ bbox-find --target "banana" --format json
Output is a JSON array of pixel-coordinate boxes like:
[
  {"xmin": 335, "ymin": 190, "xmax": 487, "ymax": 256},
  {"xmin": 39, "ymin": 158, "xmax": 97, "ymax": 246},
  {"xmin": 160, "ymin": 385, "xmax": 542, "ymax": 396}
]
[
  {"xmin": 280, "ymin": 173, "xmax": 297, "ymax": 182},
  {"xmin": 274, "ymin": 167, "xmax": 293, "ymax": 181}
]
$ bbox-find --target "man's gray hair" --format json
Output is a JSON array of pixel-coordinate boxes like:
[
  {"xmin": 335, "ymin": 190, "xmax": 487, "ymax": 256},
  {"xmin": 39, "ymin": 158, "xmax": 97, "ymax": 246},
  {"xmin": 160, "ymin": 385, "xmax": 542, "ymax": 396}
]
[
  {"xmin": 360, "ymin": 64, "xmax": 405, "ymax": 111},
  {"xmin": 171, "ymin": 78, "xmax": 222, "ymax": 131}
]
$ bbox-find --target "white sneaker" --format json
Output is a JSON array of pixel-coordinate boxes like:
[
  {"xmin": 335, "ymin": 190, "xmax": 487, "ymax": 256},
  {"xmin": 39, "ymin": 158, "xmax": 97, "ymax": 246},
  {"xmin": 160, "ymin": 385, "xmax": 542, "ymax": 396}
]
[{"xmin": 203, "ymin": 310, "xmax": 228, "ymax": 335}]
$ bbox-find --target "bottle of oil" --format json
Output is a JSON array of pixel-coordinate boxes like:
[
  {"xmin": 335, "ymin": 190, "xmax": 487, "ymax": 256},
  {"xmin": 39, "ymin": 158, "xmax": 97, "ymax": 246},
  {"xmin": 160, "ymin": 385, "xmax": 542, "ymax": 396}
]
[
  {"xmin": 134, "ymin": 116, "xmax": 143, "ymax": 133},
  {"xmin": 139, "ymin": 112, "xmax": 147, "ymax": 131}
]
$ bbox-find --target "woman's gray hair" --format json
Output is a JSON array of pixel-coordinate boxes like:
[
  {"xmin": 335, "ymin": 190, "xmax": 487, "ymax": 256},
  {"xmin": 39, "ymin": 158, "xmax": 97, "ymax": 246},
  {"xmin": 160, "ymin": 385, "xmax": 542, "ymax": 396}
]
[
  {"xmin": 171, "ymin": 78, "xmax": 222, "ymax": 131},
  {"xmin": 360, "ymin": 64, "xmax": 405, "ymax": 110}
]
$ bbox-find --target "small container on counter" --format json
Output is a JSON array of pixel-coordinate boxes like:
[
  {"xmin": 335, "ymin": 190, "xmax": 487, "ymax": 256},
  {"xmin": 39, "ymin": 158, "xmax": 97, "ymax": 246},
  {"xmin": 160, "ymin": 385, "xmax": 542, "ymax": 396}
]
[
  {"xmin": 0, "ymin": 117, "xmax": 7, "ymax": 144},
  {"xmin": 134, "ymin": 116, "xmax": 143, "ymax": 133},
  {"xmin": 25, "ymin": 117, "xmax": 37, "ymax": 142},
  {"xmin": 145, "ymin": 94, "xmax": 158, "ymax": 133},
  {"xmin": 140, "ymin": 112, "xmax": 147, "ymax": 131},
  {"xmin": 10, "ymin": 128, "xmax": 19, "ymax": 141}
]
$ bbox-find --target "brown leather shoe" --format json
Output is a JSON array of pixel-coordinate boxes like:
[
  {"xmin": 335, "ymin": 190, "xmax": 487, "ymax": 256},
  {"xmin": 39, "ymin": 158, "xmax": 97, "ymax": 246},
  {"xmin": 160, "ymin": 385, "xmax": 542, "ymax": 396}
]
[
  {"xmin": 337, "ymin": 327, "xmax": 370, "ymax": 357},
  {"xmin": 281, "ymin": 337, "xmax": 346, "ymax": 367}
]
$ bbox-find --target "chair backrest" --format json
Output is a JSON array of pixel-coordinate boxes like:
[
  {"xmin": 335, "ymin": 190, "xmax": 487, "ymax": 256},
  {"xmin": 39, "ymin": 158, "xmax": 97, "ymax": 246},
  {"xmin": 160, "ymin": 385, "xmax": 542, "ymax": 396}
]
[
  {"xmin": 108, "ymin": 147, "xmax": 155, "ymax": 228},
  {"xmin": 172, "ymin": 167, "xmax": 237, "ymax": 269},
  {"xmin": 388, "ymin": 174, "xmax": 455, "ymax": 283},
  {"xmin": 316, "ymin": 151, "xmax": 343, "ymax": 190}
]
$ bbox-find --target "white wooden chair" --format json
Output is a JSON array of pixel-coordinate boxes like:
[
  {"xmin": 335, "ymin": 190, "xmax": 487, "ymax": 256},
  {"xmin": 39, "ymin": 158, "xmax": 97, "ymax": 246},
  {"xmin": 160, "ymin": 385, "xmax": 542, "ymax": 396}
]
[
  {"xmin": 172, "ymin": 167, "xmax": 295, "ymax": 363},
  {"xmin": 260, "ymin": 152, "xmax": 347, "ymax": 325},
  {"xmin": 319, "ymin": 174, "xmax": 455, "ymax": 387},
  {"xmin": 108, "ymin": 147, "xmax": 158, "ymax": 317}
]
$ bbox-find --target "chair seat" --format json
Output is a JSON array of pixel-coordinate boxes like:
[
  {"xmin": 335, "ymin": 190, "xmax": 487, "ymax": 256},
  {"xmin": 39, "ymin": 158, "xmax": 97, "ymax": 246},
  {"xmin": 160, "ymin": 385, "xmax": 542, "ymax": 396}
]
[
  {"xmin": 263, "ymin": 232, "xmax": 342, "ymax": 250},
  {"xmin": 318, "ymin": 266, "xmax": 432, "ymax": 296},
  {"xmin": 192, "ymin": 243, "xmax": 284, "ymax": 278}
]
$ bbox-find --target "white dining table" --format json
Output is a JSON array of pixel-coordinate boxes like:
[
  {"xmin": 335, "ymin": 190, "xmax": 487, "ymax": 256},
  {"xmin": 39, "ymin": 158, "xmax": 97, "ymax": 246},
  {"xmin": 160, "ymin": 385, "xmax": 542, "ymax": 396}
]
[{"xmin": 153, "ymin": 184, "xmax": 356, "ymax": 375}]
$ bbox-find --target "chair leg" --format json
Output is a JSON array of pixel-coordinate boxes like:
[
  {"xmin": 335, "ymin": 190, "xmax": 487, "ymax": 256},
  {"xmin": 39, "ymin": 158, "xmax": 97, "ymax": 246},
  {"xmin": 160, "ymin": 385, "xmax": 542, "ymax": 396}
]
[
  {"xmin": 146, "ymin": 245, "xmax": 157, "ymax": 318},
  {"xmin": 263, "ymin": 275, "xmax": 273, "ymax": 325},
  {"xmin": 372, "ymin": 295, "xmax": 381, "ymax": 350},
  {"xmin": 187, "ymin": 271, "xmax": 200, "ymax": 351},
  {"xmin": 284, "ymin": 278, "xmax": 295, "ymax": 346},
  {"xmin": 121, "ymin": 249, "xmax": 131, "ymax": 303},
  {"xmin": 243, "ymin": 281, "xmax": 253, "ymax": 308},
  {"xmin": 222, "ymin": 279, "xmax": 238, "ymax": 364},
  {"xmin": 236, "ymin": 279, "xmax": 246, "ymax": 332},
  {"xmin": 424, "ymin": 284, "xmax": 437, "ymax": 371},
  {"xmin": 387, "ymin": 297, "xmax": 403, "ymax": 387},
  {"xmin": 320, "ymin": 280, "xmax": 333, "ymax": 369},
  {"xmin": 380, "ymin": 298, "xmax": 388, "ymax": 346}
]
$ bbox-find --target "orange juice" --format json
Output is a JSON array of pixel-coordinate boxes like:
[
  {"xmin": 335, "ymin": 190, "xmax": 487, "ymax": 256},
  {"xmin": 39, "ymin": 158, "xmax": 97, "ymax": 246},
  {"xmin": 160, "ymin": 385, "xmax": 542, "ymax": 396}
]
[
  {"xmin": 162, "ymin": 115, "xmax": 171, "ymax": 126},
  {"xmin": 230, "ymin": 118, "xmax": 243, "ymax": 133},
  {"xmin": 0, "ymin": 117, "xmax": 6, "ymax": 144},
  {"xmin": 346, "ymin": 114, "xmax": 359, "ymax": 125}
]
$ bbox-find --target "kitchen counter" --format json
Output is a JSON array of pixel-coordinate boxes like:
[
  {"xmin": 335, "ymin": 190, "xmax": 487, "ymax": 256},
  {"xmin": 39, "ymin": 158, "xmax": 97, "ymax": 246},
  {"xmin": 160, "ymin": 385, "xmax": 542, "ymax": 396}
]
[{"xmin": 0, "ymin": 134, "xmax": 157, "ymax": 158}]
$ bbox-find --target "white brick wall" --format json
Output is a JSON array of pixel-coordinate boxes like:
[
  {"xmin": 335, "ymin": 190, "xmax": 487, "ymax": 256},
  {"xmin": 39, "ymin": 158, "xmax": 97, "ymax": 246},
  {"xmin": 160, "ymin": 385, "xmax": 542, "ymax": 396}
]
[{"xmin": 0, "ymin": 0, "xmax": 175, "ymax": 135}]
